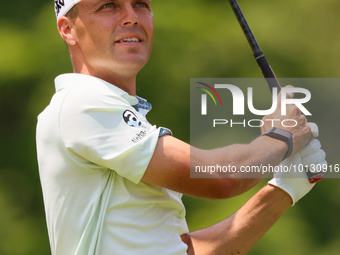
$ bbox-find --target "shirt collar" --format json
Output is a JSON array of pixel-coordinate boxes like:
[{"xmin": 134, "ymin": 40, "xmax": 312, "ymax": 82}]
[
  {"xmin": 54, "ymin": 73, "xmax": 152, "ymax": 116},
  {"xmin": 54, "ymin": 73, "xmax": 138, "ymax": 104},
  {"xmin": 132, "ymin": 96, "xmax": 152, "ymax": 117}
]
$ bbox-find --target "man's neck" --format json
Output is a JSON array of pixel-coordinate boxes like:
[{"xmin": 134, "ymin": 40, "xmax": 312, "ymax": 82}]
[{"xmin": 74, "ymin": 65, "xmax": 137, "ymax": 96}]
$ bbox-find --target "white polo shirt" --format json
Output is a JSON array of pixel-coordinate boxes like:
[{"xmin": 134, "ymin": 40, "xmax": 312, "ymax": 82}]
[{"xmin": 36, "ymin": 74, "xmax": 189, "ymax": 255}]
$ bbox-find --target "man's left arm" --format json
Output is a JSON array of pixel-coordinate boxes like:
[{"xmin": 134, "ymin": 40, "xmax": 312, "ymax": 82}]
[
  {"xmin": 182, "ymin": 184, "xmax": 291, "ymax": 255},
  {"xmin": 182, "ymin": 138, "xmax": 327, "ymax": 254}
]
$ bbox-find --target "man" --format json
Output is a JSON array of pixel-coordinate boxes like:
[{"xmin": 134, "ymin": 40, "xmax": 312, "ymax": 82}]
[{"xmin": 36, "ymin": 0, "xmax": 326, "ymax": 254}]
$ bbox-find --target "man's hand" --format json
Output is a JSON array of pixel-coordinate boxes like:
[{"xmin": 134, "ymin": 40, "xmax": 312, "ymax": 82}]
[
  {"xmin": 268, "ymin": 138, "xmax": 327, "ymax": 205},
  {"xmin": 261, "ymin": 85, "xmax": 313, "ymax": 155}
]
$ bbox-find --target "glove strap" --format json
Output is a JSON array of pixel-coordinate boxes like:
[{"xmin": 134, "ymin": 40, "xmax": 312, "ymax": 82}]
[{"xmin": 262, "ymin": 127, "xmax": 293, "ymax": 160}]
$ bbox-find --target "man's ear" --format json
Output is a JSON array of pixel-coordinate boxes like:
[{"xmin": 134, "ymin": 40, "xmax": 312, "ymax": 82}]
[{"xmin": 57, "ymin": 16, "xmax": 77, "ymax": 46}]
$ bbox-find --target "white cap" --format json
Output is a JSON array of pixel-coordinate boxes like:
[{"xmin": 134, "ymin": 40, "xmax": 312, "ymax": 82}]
[{"xmin": 54, "ymin": 0, "xmax": 82, "ymax": 21}]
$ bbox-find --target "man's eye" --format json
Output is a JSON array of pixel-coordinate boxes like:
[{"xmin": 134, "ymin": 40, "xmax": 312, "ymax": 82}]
[
  {"xmin": 102, "ymin": 3, "xmax": 114, "ymax": 9},
  {"xmin": 136, "ymin": 2, "xmax": 148, "ymax": 8}
]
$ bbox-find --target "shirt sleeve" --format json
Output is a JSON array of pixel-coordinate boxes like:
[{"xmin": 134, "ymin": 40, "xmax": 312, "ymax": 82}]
[{"xmin": 59, "ymin": 83, "xmax": 160, "ymax": 184}]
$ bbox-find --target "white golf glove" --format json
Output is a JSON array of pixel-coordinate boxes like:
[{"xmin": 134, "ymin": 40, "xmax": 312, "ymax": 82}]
[{"xmin": 268, "ymin": 123, "xmax": 327, "ymax": 205}]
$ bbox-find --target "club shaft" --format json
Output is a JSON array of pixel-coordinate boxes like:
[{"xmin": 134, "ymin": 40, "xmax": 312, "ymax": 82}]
[
  {"xmin": 228, "ymin": 0, "xmax": 281, "ymax": 93},
  {"xmin": 228, "ymin": 0, "xmax": 260, "ymax": 52}
]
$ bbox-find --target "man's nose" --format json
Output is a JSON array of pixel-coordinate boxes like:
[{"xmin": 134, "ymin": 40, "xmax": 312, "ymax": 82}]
[{"xmin": 120, "ymin": 4, "xmax": 139, "ymax": 26}]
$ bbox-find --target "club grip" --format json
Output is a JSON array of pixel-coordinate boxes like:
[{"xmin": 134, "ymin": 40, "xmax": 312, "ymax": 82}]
[{"xmin": 254, "ymin": 50, "xmax": 281, "ymax": 93}]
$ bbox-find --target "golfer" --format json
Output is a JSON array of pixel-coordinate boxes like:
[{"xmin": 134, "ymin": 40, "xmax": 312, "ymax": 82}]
[{"xmin": 36, "ymin": 0, "xmax": 327, "ymax": 254}]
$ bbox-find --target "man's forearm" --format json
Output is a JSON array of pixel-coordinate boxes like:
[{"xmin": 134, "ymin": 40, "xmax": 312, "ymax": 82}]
[
  {"xmin": 196, "ymin": 135, "xmax": 288, "ymax": 177},
  {"xmin": 144, "ymin": 135, "xmax": 289, "ymax": 199},
  {"xmin": 190, "ymin": 135, "xmax": 289, "ymax": 197},
  {"xmin": 184, "ymin": 185, "xmax": 292, "ymax": 255}
]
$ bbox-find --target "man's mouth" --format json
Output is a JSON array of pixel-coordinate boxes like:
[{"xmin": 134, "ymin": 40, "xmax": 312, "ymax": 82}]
[{"xmin": 118, "ymin": 37, "xmax": 141, "ymax": 43}]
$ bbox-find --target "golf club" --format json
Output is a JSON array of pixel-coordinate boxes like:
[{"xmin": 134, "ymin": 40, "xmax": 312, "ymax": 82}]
[{"xmin": 228, "ymin": 0, "xmax": 324, "ymax": 183}]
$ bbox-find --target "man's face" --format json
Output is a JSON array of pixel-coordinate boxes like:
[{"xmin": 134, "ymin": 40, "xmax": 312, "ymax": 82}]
[{"xmin": 71, "ymin": 0, "xmax": 154, "ymax": 77}]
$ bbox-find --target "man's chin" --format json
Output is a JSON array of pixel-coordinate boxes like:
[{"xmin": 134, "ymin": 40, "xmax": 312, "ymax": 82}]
[
  {"xmin": 86, "ymin": 55, "xmax": 150, "ymax": 78},
  {"xmin": 115, "ymin": 56, "xmax": 149, "ymax": 70}
]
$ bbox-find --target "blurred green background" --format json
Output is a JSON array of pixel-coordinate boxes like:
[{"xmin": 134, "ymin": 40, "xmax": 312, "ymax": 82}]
[{"xmin": 1, "ymin": 0, "xmax": 340, "ymax": 254}]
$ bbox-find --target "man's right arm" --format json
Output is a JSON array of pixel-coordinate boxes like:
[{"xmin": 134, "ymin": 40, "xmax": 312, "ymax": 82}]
[
  {"xmin": 142, "ymin": 134, "xmax": 289, "ymax": 199},
  {"xmin": 141, "ymin": 86, "xmax": 313, "ymax": 199},
  {"xmin": 142, "ymin": 86, "xmax": 312, "ymax": 198}
]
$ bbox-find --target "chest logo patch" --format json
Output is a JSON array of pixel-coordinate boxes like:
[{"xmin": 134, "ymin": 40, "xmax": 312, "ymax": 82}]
[{"xmin": 123, "ymin": 110, "xmax": 142, "ymax": 128}]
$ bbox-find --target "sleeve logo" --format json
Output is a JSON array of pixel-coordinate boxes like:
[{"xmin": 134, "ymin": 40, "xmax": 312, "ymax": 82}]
[{"xmin": 123, "ymin": 110, "xmax": 142, "ymax": 128}]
